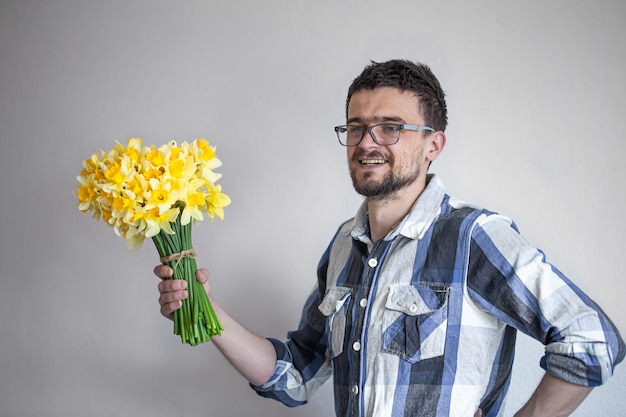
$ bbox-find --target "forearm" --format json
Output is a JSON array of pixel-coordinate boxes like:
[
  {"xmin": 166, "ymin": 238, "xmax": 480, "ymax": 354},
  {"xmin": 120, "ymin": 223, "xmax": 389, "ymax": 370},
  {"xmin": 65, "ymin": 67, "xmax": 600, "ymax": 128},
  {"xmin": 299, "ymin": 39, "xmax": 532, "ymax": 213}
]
[
  {"xmin": 514, "ymin": 373, "xmax": 593, "ymax": 417},
  {"xmin": 209, "ymin": 299, "xmax": 277, "ymax": 386}
]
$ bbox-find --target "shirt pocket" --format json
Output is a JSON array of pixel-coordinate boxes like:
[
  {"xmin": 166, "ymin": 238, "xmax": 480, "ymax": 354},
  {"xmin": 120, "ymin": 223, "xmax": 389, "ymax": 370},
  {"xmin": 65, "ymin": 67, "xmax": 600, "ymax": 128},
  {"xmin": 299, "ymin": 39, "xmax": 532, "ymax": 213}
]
[
  {"xmin": 381, "ymin": 283, "xmax": 450, "ymax": 363},
  {"xmin": 318, "ymin": 286, "xmax": 352, "ymax": 358}
]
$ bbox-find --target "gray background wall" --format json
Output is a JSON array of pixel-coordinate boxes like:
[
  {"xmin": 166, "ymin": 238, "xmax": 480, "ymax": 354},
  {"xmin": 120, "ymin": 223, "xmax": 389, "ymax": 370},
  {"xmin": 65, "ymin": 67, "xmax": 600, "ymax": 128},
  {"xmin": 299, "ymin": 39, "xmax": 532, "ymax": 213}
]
[{"xmin": 1, "ymin": 1, "xmax": 624, "ymax": 416}]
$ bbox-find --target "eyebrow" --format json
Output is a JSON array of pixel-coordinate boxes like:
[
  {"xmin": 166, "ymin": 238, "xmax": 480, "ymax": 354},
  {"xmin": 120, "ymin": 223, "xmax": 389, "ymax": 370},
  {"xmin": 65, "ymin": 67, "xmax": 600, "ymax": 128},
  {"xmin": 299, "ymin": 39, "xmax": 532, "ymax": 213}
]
[{"xmin": 346, "ymin": 115, "xmax": 406, "ymax": 124}]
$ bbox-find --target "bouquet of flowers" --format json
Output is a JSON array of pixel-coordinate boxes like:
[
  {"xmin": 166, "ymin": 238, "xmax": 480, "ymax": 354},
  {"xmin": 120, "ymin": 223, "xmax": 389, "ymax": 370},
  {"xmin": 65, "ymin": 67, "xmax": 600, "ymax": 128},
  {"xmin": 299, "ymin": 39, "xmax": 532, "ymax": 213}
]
[{"xmin": 76, "ymin": 137, "xmax": 231, "ymax": 345}]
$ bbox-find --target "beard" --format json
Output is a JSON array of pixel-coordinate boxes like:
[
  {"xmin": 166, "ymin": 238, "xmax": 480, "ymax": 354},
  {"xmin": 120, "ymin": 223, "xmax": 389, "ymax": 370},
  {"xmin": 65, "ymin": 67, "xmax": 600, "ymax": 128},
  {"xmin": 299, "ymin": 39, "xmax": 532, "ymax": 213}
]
[{"xmin": 349, "ymin": 151, "xmax": 421, "ymax": 201}]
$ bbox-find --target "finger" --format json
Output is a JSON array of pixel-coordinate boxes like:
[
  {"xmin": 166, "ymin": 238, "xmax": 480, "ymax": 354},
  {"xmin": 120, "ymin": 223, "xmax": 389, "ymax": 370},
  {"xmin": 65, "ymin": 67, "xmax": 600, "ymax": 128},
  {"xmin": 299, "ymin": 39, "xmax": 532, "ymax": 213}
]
[
  {"xmin": 158, "ymin": 285, "xmax": 188, "ymax": 320},
  {"xmin": 158, "ymin": 288, "xmax": 188, "ymax": 305},
  {"xmin": 154, "ymin": 264, "xmax": 173, "ymax": 280},
  {"xmin": 196, "ymin": 268, "xmax": 209, "ymax": 284},
  {"xmin": 195, "ymin": 268, "xmax": 212, "ymax": 296},
  {"xmin": 157, "ymin": 279, "xmax": 187, "ymax": 295},
  {"xmin": 160, "ymin": 300, "xmax": 182, "ymax": 320}
]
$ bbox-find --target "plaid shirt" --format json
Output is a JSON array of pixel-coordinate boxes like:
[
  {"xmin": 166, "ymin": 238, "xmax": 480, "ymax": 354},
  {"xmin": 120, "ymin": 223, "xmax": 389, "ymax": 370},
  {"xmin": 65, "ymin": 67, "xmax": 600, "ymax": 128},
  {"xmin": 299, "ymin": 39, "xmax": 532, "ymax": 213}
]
[{"xmin": 253, "ymin": 174, "xmax": 624, "ymax": 417}]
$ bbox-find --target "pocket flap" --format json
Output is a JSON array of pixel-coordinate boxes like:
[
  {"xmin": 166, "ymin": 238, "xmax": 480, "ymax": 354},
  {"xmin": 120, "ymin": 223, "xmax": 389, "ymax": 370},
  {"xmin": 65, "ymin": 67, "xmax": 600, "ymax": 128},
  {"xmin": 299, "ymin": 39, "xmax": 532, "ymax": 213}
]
[
  {"xmin": 318, "ymin": 287, "xmax": 352, "ymax": 317},
  {"xmin": 385, "ymin": 284, "xmax": 447, "ymax": 315}
]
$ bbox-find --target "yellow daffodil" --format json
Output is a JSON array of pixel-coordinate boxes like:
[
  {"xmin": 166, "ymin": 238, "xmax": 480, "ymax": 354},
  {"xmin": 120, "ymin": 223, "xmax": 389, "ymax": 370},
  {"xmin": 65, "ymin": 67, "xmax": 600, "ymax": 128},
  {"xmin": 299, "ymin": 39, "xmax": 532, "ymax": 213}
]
[
  {"xmin": 146, "ymin": 148, "xmax": 165, "ymax": 168},
  {"xmin": 180, "ymin": 178, "xmax": 208, "ymax": 225},
  {"xmin": 206, "ymin": 183, "xmax": 231, "ymax": 221},
  {"xmin": 145, "ymin": 206, "xmax": 179, "ymax": 237}
]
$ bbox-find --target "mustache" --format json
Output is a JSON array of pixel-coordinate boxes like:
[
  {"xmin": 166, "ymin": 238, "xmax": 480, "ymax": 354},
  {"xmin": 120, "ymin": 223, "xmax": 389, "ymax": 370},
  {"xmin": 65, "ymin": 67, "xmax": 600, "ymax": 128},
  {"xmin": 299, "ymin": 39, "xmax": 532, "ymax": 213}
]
[{"xmin": 351, "ymin": 149, "xmax": 389, "ymax": 162}]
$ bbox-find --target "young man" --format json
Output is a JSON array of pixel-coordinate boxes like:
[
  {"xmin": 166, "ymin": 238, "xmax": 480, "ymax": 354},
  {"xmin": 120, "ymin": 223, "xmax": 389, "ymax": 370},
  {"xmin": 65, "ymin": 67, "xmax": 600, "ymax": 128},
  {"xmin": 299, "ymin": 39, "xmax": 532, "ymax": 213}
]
[{"xmin": 155, "ymin": 60, "xmax": 624, "ymax": 416}]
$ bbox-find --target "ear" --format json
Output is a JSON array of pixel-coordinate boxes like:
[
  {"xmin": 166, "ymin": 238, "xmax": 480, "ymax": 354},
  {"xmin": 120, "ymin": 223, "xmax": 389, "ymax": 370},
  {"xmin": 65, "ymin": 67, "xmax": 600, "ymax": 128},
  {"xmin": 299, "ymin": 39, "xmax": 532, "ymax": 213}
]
[{"xmin": 426, "ymin": 131, "xmax": 446, "ymax": 162}]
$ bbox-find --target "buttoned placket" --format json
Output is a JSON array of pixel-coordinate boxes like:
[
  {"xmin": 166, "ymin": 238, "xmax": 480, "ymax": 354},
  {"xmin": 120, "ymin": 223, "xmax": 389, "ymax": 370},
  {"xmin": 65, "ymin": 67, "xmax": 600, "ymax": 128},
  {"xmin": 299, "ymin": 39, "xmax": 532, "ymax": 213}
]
[{"xmin": 347, "ymin": 239, "xmax": 390, "ymax": 417}]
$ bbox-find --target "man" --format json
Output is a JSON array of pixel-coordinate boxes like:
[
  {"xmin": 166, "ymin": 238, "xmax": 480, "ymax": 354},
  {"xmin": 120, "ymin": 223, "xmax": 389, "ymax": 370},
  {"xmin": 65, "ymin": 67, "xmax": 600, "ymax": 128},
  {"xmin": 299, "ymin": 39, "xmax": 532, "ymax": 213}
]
[{"xmin": 156, "ymin": 60, "xmax": 624, "ymax": 416}]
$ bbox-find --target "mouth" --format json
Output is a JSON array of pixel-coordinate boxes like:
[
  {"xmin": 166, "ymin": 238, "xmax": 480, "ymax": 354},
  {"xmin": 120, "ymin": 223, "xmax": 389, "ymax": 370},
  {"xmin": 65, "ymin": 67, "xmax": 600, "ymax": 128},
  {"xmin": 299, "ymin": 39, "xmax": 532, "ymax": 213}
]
[{"xmin": 359, "ymin": 158, "xmax": 387, "ymax": 166}]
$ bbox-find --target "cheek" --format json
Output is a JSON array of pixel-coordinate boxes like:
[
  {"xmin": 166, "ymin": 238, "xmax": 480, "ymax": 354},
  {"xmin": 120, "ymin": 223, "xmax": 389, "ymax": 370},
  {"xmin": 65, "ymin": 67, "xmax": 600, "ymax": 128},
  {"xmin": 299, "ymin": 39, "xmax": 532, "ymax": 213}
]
[
  {"xmin": 394, "ymin": 148, "xmax": 423, "ymax": 171},
  {"xmin": 347, "ymin": 148, "xmax": 359, "ymax": 163}
]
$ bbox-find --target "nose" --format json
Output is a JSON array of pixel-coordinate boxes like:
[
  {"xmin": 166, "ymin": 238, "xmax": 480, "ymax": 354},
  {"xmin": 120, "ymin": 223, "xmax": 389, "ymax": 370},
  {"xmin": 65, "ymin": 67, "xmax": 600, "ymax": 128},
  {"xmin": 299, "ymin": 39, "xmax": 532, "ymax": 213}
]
[{"xmin": 359, "ymin": 127, "xmax": 379, "ymax": 147}]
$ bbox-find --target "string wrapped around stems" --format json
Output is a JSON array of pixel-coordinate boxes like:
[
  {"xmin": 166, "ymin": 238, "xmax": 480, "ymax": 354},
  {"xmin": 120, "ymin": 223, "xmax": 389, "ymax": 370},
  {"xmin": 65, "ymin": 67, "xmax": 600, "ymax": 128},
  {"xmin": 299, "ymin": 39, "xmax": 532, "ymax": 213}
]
[{"xmin": 160, "ymin": 248, "xmax": 197, "ymax": 271}]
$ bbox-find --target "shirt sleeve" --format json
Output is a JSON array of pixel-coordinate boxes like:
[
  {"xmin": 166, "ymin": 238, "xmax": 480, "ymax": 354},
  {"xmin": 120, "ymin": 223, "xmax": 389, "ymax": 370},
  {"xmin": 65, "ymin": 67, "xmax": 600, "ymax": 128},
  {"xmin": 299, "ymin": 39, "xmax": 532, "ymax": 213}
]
[
  {"xmin": 466, "ymin": 216, "xmax": 625, "ymax": 386},
  {"xmin": 250, "ymin": 253, "xmax": 334, "ymax": 405}
]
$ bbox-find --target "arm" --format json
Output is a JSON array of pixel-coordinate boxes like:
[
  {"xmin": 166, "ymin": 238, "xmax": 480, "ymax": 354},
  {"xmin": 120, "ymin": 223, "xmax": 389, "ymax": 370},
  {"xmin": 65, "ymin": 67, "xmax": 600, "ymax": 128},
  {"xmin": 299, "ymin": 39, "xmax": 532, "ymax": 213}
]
[
  {"xmin": 156, "ymin": 265, "xmax": 277, "ymax": 386},
  {"xmin": 467, "ymin": 217, "xmax": 624, "ymax": 413},
  {"xmin": 514, "ymin": 373, "xmax": 592, "ymax": 417}
]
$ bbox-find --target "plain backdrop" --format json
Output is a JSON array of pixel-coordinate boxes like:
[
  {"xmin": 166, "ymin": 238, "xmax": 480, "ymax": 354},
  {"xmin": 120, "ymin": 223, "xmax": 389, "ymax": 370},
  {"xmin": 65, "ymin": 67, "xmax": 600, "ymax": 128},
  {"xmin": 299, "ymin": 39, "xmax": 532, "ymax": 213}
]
[{"xmin": 1, "ymin": 1, "xmax": 625, "ymax": 416}]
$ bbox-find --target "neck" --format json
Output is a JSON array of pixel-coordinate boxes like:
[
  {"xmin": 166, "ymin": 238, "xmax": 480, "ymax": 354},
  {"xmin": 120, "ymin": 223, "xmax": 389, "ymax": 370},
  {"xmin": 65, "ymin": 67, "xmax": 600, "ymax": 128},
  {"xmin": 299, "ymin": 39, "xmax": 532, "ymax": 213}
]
[{"xmin": 367, "ymin": 177, "xmax": 427, "ymax": 243}]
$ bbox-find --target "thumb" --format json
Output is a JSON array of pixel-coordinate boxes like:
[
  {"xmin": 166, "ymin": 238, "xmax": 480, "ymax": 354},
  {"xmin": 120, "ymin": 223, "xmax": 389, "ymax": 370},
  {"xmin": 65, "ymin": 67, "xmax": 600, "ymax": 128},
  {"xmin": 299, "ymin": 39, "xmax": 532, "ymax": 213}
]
[{"xmin": 195, "ymin": 268, "xmax": 211, "ymax": 295}]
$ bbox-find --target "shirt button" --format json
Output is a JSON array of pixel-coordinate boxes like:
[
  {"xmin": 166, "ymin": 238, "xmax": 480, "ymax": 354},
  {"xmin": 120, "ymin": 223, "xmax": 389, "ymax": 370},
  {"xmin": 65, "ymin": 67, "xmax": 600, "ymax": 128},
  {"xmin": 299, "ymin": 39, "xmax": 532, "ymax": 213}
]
[
  {"xmin": 351, "ymin": 385, "xmax": 359, "ymax": 395},
  {"xmin": 367, "ymin": 257, "xmax": 378, "ymax": 268},
  {"xmin": 353, "ymin": 341, "xmax": 361, "ymax": 351},
  {"xmin": 359, "ymin": 298, "xmax": 367, "ymax": 308},
  {"xmin": 408, "ymin": 303, "xmax": 418, "ymax": 313}
]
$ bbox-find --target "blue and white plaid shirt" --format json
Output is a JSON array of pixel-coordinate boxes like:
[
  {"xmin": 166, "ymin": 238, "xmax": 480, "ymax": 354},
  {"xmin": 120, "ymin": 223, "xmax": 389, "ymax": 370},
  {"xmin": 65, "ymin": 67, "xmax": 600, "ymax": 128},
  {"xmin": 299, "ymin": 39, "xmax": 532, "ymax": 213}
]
[{"xmin": 253, "ymin": 174, "xmax": 624, "ymax": 417}]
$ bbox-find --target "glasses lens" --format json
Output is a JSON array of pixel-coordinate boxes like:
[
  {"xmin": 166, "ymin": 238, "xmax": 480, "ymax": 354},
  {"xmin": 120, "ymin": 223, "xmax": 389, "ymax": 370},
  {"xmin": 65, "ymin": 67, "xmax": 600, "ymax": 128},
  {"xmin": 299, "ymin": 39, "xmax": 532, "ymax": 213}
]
[
  {"xmin": 336, "ymin": 125, "xmax": 363, "ymax": 146},
  {"xmin": 372, "ymin": 124, "xmax": 401, "ymax": 145}
]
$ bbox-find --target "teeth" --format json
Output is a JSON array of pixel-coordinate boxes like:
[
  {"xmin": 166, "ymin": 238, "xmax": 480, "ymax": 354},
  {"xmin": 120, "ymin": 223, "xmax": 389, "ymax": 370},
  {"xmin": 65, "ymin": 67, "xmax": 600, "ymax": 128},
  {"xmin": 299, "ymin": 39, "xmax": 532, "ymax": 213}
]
[{"xmin": 361, "ymin": 159, "xmax": 386, "ymax": 165}]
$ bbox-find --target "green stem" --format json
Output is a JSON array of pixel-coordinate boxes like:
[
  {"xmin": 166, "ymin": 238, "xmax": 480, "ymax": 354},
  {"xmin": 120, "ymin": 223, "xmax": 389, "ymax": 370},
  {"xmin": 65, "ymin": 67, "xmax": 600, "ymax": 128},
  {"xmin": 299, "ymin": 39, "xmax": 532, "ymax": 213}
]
[{"xmin": 151, "ymin": 209, "xmax": 223, "ymax": 346}]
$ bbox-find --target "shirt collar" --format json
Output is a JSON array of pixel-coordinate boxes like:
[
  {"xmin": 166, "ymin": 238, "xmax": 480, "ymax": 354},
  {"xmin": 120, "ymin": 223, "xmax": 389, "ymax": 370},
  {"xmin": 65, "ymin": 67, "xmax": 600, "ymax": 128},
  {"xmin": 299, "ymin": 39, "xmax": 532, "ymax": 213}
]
[{"xmin": 350, "ymin": 173, "xmax": 446, "ymax": 242}]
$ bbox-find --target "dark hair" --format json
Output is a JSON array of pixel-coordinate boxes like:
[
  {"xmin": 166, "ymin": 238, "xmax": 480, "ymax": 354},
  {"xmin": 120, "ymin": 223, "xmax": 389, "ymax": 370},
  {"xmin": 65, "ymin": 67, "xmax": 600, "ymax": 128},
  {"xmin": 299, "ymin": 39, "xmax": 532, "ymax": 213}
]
[{"xmin": 345, "ymin": 59, "xmax": 448, "ymax": 132}]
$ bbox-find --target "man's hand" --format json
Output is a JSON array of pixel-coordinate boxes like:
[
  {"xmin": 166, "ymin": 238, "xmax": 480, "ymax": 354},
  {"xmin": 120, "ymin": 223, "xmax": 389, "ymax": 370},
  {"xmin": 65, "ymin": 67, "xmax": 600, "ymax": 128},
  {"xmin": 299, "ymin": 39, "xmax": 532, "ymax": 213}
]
[{"xmin": 155, "ymin": 265, "xmax": 211, "ymax": 320}]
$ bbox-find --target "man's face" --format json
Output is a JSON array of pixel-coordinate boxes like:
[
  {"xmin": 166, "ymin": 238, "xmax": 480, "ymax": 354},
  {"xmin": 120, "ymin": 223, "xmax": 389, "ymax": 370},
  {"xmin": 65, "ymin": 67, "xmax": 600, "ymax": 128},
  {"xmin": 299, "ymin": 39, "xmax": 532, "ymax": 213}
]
[{"xmin": 346, "ymin": 87, "xmax": 433, "ymax": 201}]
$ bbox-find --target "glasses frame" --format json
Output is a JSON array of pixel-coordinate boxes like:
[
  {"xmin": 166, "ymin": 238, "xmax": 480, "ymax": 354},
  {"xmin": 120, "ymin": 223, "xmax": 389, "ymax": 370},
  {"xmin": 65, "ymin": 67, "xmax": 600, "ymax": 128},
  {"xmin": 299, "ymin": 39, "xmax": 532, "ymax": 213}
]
[{"xmin": 334, "ymin": 123, "xmax": 435, "ymax": 146}]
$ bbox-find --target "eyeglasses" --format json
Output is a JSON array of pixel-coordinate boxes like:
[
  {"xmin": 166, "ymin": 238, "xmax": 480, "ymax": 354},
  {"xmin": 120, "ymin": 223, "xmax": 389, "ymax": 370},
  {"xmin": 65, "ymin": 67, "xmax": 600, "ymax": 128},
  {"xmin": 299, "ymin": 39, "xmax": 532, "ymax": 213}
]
[{"xmin": 334, "ymin": 123, "xmax": 435, "ymax": 146}]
